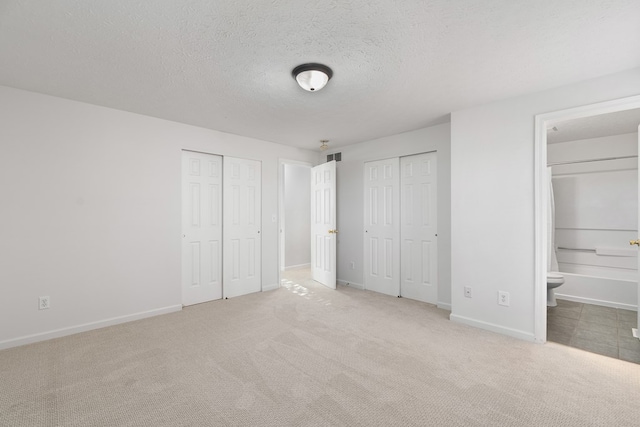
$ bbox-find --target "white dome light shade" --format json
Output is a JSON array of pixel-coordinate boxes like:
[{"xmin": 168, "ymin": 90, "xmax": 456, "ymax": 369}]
[
  {"xmin": 296, "ymin": 70, "xmax": 329, "ymax": 91},
  {"xmin": 292, "ymin": 63, "xmax": 333, "ymax": 92}
]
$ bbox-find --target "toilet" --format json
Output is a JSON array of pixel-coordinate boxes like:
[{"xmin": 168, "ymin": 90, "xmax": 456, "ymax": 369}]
[{"xmin": 547, "ymin": 272, "xmax": 565, "ymax": 307}]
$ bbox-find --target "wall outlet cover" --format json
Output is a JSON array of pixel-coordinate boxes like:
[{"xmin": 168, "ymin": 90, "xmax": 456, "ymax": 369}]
[{"xmin": 498, "ymin": 291, "xmax": 510, "ymax": 306}]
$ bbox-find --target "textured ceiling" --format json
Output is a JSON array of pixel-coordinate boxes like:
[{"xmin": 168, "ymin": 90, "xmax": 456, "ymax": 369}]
[
  {"xmin": 547, "ymin": 108, "xmax": 640, "ymax": 144},
  {"xmin": 1, "ymin": 0, "xmax": 639, "ymax": 150}
]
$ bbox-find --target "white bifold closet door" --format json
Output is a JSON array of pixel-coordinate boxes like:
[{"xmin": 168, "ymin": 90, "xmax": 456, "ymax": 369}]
[
  {"xmin": 363, "ymin": 158, "xmax": 400, "ymax": 296},
  {"xmin": 363, "ymin": 152, "xmax": 438, "ymax": 304},
  {"xmin": 223, "ymin": 157, "xmax": 262, "ymax": 298},
  {"xmin": 400, "ymin": 152, "xmax": 438, "ymax": 304},
  {"xmin": 181, "ymin": 151, "xmax": 223, "ymax": 306}
]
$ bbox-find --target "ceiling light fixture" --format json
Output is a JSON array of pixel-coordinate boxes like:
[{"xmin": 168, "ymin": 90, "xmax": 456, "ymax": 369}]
[
  {"xmin": 292, "ymin": 63, "xmax": 333, "ymax": 92},
  {"xmin": 319, "ymin": 140, "xmax": 329, "ymax": 151}
]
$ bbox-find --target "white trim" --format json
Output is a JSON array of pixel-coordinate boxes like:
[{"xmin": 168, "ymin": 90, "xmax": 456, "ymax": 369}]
[
  {"xmin": 437, "ymin": 302, "xmax": 451, "ymax": 311},
  {"xmin": 0, "ymin": 305, "xmax": 182, "ymax": 351},
  {"xmin": 534, "ymin": 114, "xmax": 548, "ymax": 344},
  {"xmin": 534, "ymin": 94, "xmax": 640, "ymax": 344},
  {"xmin": 450, "ymin": 314, "xmax": 536, "ymax": 343},
  {"xmin": 262, "ymin": 283, "xmax": 280, "ymax": 292},
  {"xmin": 555, "ymin": 295, "xmax": 637, "ymax": 311},
  {"xmin": 284, "ymin": 263, "xmax": 311, "ymax": 270},
  {"xmin": 337, "ymin": 279, "xmax": 364, "ymax": 290}
]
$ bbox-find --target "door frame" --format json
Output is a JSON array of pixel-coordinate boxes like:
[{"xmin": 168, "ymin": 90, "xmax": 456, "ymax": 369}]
[
  {"xmin": 277, "ymin": 158, "xmax": 313, "ymax": 288},
  {"xmin": 533, "ymin": 94, "xmax": 640, "ymax": 343}
]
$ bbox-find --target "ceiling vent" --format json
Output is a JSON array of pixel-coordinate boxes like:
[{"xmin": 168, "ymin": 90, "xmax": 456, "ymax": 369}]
[{"xmin": 327, "ymin": 152, "xmax": 342, "ymax": 162}]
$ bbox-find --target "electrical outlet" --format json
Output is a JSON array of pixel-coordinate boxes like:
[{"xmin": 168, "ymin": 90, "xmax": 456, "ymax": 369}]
[
  {"xmin": 464, "ymin": 286, "xmax": 472, "ymax": 298},
  {"xmin": 39, "ymin": 296, "xmax": 50, "ymax": 310},
  {"xmin": 498, "ymin": 291, "xmax": 510, "ymax": 306},
  {"xmin": 350, "ymin": 261, "xmax": 355, "ymax": 270}
]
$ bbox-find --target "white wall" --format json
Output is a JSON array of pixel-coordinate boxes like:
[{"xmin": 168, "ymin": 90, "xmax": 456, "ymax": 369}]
[
  {"xmin": 283, "ymin": 163, "xmax": 311, "ymax": 268},
  {"xmin": 450, "ymin": 67, "xmax": 640, "ymax": 341},
  {"xmin": 0, "ymin": 86, "xmax": 318, "ymax": 349},
  {"xmin": 332, "ymin": 123, "xmax": 452, "ymax": 309}
]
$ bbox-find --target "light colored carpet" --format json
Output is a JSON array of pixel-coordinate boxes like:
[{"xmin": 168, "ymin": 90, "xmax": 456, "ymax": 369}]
[{"xmin": 2, "ymin": 270, "xmax": 640, "ymax": 426}]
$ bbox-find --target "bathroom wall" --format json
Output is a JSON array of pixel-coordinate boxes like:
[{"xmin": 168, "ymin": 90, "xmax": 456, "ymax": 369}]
[{"xmin": 548, "ymin": 132, "xmax": 638, "ymax": 308}]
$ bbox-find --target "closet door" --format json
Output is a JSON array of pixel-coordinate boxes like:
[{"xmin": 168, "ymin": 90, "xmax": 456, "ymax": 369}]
[
  {"xmin": 181, "ymin": 151, "xmax": 222, "ymax": 306},
  {"xmin": 223, "ymin": 157, "xmax": 262, "ymax": 298},
  {"xmin": 400, "ymin": 152, "xmax": 438, "ymax": 304},
  {"xmin": 363, "ymin": 158, "xmax": 400, "ymax": 296}
]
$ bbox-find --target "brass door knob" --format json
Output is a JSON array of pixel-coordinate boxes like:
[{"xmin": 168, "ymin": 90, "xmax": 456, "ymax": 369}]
[
  {"xmin": 630, "ymin": 240, "xmax": 640, "ymax": 246},
  {"xmin": 328, "ymin": 229, "xmax": 338, "ymax": 234}
]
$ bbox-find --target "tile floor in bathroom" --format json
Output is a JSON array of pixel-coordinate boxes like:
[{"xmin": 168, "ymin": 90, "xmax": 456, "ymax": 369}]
[{"xmin": 547, "ymin": 299, "xmax": 640, "ymax": 364}]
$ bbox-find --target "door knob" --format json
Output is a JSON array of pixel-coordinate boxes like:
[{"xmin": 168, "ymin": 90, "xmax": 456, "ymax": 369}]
[
  {"xmin": 630, "ymin": 240, "xmax": 640, "ymax": 246},
  {"xmin": 328, "ymin": 229, "xmax": 338, "ymax": 234}
]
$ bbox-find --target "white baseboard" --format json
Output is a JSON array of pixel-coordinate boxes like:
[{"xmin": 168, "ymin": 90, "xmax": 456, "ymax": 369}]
[
  {"xmin": 555, "ymin": 294, "xmax": 637, "ymax": 311},
  {"xmin": 284, "ymin": 263, "xmax": 311, "ymax": 271},
  {"xmin": 437, "ymin": 302, "xmax": 451, "ymax": 311},
  {"xmin": 449, "ymin": 313, "xmax": 536, "ymax": 343},
  {"xmin": 262, "ymin": 283, "xmax": 280, "ymax": 292},
  {"xmin": 337, "ymin": 280, "xmax": 364, "ymax": 290},
  {"xmin": 0, "ymin": 305, "xmax": 182, "ymax": 351}
]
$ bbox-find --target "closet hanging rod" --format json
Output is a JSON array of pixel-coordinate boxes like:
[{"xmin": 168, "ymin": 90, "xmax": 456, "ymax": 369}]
[{"xmin": 548, "ymin": 155, "xmax": 637, "ymax": 166}]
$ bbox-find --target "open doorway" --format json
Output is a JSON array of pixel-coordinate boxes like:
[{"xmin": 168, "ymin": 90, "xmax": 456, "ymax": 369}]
[
  {"xmin": 534, "ymin": 95, "xmax": 640, "ymax": 363},
  {"xmin": 278, "ymin": 160, "xmax": 312, "ymax": 288}
]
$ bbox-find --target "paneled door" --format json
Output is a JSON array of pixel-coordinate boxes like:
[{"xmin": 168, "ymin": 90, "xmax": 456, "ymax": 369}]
[
  {"xmin": 400, "ymin": 152, "xmax": 438, "ymax": 303},
  {"xmin": 181, "ymin": 150, "xmax": 222, "ymax": 306},
  {"xmin": 223, "ymin": 157, "xmax": 262, "ymax": 298},
  {"xmin": 311, "ymin": 161, "xmax": 336, "ymax": 289},
  {"xmin": 363, "ymin": 158, "xmax": 400, "ymax": 296}
]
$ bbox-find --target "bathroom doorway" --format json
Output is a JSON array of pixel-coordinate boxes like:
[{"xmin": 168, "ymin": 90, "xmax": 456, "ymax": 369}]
[{"xmin": 534, "ymin": 95, "xmax": 640, "ymax": 362}]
